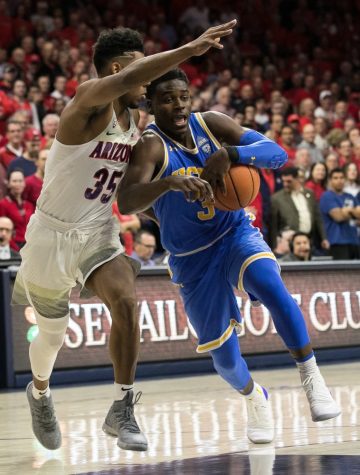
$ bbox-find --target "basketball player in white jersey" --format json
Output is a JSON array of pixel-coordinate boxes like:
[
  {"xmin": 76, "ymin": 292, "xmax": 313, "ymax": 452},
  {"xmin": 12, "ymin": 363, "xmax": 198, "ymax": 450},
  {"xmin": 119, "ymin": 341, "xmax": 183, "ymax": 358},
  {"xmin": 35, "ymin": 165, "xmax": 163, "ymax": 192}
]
[{"xmin": 12, "ymin": 21, "xmax": 237, "ymax": 451}]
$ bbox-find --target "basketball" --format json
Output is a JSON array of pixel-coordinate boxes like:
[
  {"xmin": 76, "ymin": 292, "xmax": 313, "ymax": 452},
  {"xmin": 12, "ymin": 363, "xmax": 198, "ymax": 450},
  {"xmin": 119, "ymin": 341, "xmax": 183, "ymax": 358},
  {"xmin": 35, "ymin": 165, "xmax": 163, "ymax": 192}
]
[{"xmin": 214, "ymin": 164, "xmax": 260, "ymax": 211}]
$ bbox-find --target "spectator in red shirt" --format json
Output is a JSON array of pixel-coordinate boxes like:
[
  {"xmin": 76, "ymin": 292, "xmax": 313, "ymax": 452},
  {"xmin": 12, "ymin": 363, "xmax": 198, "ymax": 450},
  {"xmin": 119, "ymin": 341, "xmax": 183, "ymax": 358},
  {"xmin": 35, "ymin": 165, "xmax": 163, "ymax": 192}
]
[
  {"xmin": 0, "ymin": 169, "xmax": 34, "ymax": 249},
  {"xmin": 0, "ymin": 64, "xmax": 17, "ymax": 93},
  {"xmin": 278, "ymin": 125, "xmax": 296, "ymax": 166},
  {"xmin": 23, "ymin": 148, "xmax": 48, "ymax": 207},
  {"xmin": 65, "ymin": 60, "xmax": 87, "ymax": 98},
  {"xmin": 298, "ymin": 98, "xmax": 316, "ymax": 131},
  {"xmin": 266, "ymin": 113, "xmax": 284, "ymax": 141},
  {"xmin": 332, "ymin": 101, "xmax": 349, "ymax": 129},
  {"xmin": 305, "ymin": 162, "xmax": 328, "ymax": 201},
  {"xmin": 12, "ymin": 79, "xmax": 32, "ymax": 114},
  {"xmin": 0, "ymin": 119, "xmax": 24, "ymax": 169}
]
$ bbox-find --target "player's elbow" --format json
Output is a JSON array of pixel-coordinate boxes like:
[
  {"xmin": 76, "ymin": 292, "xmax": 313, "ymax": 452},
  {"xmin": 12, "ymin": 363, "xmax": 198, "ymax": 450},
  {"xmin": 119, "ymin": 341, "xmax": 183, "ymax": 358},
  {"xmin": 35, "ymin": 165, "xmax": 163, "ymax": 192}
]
[
  {"xmin": 117, "ymin": 195, "xmax": 132, "ymax": 215},
  {"xmin": 270, "ymin": 146, "xmax": 288, "ymax": 169}
]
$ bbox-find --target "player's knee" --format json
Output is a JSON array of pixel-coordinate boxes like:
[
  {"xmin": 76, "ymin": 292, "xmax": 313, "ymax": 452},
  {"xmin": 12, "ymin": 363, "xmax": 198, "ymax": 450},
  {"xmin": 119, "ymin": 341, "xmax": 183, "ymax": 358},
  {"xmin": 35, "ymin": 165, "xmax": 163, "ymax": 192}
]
[{"xmin": 109, "ymin": 295, "xmax": 138, "ymax": 330}]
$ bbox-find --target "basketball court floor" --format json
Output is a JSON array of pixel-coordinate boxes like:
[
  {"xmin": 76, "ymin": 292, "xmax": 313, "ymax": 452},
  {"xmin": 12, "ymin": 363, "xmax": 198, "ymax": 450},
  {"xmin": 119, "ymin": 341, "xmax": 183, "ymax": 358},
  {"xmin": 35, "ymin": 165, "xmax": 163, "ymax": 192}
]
[{"xmin": 1, "ymin": 361, "xmax": 359, "ymax": 475}]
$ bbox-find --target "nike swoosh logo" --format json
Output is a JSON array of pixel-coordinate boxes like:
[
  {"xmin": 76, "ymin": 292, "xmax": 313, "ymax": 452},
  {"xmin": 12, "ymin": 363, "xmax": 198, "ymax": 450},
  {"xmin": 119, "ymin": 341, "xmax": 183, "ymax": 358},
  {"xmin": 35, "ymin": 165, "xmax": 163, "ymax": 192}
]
[{"xmin": 106, "ymin": 131, "xmax": 116, "ymax": 136}]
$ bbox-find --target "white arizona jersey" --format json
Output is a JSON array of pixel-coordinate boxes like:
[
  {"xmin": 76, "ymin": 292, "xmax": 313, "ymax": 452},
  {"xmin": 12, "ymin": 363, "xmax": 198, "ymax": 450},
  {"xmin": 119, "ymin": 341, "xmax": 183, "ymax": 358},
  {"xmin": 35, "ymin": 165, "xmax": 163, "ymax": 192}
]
[{"xmin": 37, "ymin": 110, "xmax": 139, "ymax": 225}]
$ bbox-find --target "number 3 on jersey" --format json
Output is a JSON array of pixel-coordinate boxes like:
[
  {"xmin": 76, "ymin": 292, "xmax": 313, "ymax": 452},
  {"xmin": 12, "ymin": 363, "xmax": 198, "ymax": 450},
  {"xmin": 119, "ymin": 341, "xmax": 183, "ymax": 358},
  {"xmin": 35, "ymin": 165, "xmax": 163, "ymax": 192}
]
[{"xmin": 85, "ymin": 168, "xmax": 124, "ymax": 203}]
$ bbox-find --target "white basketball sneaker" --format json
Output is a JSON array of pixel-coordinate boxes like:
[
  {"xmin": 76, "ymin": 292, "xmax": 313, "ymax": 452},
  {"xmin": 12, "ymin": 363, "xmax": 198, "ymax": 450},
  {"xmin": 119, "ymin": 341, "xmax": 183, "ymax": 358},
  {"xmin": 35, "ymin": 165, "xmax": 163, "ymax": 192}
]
[
  {"xmin": 245, "ymin": 383, "xmax": 274, "ymax": 444},
  {"xmin": 301, "ymin": 371, "xmax": 341, "ymax": 422}
]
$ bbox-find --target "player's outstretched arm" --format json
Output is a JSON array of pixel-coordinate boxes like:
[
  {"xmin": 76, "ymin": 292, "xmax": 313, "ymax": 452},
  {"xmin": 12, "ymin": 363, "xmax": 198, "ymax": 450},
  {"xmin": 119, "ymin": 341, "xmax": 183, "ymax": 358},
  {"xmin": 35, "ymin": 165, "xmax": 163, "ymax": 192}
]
[
  {"xmin": 75, "ymin": 21, "xmax": 236, "ymax": 110},
  {"xmin": 200, "ymin": 111, "xmax": 288, "ymax": 192},
  {"xmin": 118, "ymin": 134, "xmax": 213, "ymax": 214}
]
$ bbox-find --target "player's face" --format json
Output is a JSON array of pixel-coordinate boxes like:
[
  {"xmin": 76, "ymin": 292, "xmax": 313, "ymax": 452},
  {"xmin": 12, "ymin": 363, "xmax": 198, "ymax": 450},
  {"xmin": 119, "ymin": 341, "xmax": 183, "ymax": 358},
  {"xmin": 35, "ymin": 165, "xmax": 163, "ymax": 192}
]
[
  {"xmin": 119, "ymin": 52, "xmax": 147, "ymax": 108},
  {"xmin": 151, "ymin": 79, "xmax": 191, "ymax": 136}
]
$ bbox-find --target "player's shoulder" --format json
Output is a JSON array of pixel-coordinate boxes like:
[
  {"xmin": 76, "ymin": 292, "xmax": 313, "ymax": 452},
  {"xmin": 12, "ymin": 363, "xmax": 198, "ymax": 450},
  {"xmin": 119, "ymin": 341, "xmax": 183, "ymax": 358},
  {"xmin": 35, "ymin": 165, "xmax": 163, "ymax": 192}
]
[{"xmin": 133, "ymin": 128, "xmax": 164, "ymax": 158}]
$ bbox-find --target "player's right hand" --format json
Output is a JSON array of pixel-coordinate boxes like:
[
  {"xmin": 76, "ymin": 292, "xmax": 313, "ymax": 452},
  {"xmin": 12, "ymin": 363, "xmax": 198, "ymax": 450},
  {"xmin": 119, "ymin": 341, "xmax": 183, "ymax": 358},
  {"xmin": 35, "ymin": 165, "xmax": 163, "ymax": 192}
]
[
  {"xmin": 188, "ymin": 20, "xmax": 237, "ymax": 56},
  {"xmin": 165, "ymin": 175, "xmax": 214, "ymax": 203}
]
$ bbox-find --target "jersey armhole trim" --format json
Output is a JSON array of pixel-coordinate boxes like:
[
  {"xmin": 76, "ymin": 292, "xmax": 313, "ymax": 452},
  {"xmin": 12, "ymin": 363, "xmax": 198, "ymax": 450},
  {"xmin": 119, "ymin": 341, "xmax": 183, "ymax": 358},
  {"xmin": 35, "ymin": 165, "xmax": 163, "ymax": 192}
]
[
  {"xmin": 144, "ymin": 130, "xmax": 169, "ymax": 181},
  {"xmin": 195, "ymin": 112, "xmax": 222, "ymax": 149}
]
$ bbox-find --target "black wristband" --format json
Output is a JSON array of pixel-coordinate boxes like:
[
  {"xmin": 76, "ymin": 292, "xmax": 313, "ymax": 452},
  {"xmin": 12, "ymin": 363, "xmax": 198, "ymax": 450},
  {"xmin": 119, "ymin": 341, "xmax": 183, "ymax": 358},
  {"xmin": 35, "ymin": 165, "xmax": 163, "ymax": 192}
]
[{"xmin": 224, "ymin": 146, "xmax": 239, "ymax": 164}]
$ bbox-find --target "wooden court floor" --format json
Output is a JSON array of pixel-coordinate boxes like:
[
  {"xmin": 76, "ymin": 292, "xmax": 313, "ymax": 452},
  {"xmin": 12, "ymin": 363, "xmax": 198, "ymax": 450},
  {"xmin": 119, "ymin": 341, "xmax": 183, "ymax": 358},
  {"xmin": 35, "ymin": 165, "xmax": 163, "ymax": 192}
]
[{"xmin": 0, "ymin": 361, "xmax": 359, "ymax": 475}]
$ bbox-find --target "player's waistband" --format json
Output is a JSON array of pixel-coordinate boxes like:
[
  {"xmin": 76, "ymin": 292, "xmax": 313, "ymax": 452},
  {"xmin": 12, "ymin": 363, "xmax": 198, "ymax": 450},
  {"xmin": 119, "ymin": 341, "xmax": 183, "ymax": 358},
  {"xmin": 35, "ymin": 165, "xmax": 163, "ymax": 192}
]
[
  {"xmin": 34, "ymin": 208, "xmax": 109, "ymax": 233},
  {"xmin": 173, "ymin": 227, "xmax": 232, "ymax": 257}
]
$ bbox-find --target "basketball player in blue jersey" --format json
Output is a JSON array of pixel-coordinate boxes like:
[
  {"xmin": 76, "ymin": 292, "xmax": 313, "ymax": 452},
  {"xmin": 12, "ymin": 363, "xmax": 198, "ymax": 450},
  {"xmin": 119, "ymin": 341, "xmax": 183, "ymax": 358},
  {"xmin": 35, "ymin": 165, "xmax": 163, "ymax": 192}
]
[
  {"xmin": 118, "ymin": 69, "xmax": 341, "ymax": 444},
  {"xmin": 13, "ymin": 24, "xmax": 238, "ymax": 452}
]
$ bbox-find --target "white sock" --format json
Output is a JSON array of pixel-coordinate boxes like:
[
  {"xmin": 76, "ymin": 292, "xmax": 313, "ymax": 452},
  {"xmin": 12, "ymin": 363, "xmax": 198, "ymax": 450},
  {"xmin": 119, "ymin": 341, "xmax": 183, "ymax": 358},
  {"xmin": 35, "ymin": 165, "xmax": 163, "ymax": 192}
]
[
  {"xmin": 296, "ymin": 355, "xmax": 318, "ymax": 375},
  {"xmin": 32, "ymin": 384, "xmax": 51, "ymax": 400},
  {"xmin": 114, "ymin": 383, "xmax": 134, "ymax": 401}
]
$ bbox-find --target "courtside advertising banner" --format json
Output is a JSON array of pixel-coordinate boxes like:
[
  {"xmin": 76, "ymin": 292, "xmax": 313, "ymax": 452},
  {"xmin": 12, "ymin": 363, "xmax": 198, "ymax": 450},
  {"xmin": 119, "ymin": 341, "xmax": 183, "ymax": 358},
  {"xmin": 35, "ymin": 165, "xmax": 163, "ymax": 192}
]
[{"xmin": 11, "ymin": 267, "xmax": 360, "ymax": 372}]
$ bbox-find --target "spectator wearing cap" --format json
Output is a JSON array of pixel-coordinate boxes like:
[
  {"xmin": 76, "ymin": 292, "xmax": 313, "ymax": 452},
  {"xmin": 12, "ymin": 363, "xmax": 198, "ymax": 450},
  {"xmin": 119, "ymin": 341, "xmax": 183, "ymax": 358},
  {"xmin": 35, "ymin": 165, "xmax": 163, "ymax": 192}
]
[
  {"xmin": 0, "ymin": 169, "xmax": 34, "ymax": 250},
  {"xmin": 315, "ymin": 90, "xmax": 334, "ymax": 122},
  {"xmin": 320, "ymin": 168, "xmax": 360, "ymax": 260},
  {"xmin": 23, "ymin": 148, "xmax": 48, "ymax": 207},
  {"xmin": 287, "ymin": 114, "xmax": 302, "ymax": 144},
  {"xmin": 270, "ymin": 167, "xmax": 328, "ymax": 251},
  {"xmin": 7, "ymin": 128, "xmax": 41, "ymax": 177},
  {"xmin": 0, "ymin": 216, "xmax": 20, "ymax": 260},
  {"xmin": 0, "ymin": 120, "xmax": 24, "ymax": 169},
  {"xmin": 297, "ymin": 123, "xmax": 324, "ymax": 164}
]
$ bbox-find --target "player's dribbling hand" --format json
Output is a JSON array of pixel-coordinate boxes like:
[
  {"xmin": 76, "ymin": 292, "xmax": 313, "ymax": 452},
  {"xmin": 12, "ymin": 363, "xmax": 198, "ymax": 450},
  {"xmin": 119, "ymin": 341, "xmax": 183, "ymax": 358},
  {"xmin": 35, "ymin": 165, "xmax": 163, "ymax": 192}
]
[
  {"xmin": 201, "ymin": 148, "xmax": 231, "ymax": 195},
  {"xmin": 188, "ymin": 20, "xmax": 237, "ymax": 56},
  {"xmin": 165, "ymin": 175, "xmax": 214, "ymax": 203}
]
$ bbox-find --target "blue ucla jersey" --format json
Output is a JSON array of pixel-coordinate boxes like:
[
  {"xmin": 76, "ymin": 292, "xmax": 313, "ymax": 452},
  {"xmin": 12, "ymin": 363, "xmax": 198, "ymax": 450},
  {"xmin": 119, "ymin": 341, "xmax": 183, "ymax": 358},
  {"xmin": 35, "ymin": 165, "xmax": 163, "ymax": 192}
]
[{"xmin": 145, "ymin": 113, "xmax": 246, "ymax": 256}]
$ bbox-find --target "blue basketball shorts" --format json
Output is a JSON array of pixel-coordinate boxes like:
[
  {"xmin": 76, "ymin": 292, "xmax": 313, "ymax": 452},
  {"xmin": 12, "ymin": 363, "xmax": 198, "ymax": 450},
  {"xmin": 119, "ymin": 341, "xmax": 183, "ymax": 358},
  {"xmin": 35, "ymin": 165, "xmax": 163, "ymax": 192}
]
[{"xmin": 168, "ymin": 219, "xmax": 278, "ymax": 353}]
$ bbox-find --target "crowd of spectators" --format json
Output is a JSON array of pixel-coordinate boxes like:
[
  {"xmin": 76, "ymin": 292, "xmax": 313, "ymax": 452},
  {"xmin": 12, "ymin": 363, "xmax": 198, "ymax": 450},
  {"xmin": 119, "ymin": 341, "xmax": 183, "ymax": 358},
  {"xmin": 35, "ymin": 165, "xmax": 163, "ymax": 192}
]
[{"xmin": 0, "ymin": 0, "xmax": 359, "ymax": 264}]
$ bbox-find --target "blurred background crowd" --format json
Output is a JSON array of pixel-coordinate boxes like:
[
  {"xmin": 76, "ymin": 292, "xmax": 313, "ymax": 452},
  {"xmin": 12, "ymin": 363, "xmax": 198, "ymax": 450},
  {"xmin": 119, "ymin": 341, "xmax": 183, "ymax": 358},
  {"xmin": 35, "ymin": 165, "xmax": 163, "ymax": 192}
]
[{"xmin": 0, "ymin": 0, "xmax": 359, "ymax": 265}]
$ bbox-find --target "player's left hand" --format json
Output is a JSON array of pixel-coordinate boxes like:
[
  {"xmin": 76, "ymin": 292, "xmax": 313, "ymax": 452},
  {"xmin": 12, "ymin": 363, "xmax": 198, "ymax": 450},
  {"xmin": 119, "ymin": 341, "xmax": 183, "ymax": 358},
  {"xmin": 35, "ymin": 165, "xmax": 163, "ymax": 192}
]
[{"xmin": 201, "ymin": 147, "xmax": 231, "ymax": 194}]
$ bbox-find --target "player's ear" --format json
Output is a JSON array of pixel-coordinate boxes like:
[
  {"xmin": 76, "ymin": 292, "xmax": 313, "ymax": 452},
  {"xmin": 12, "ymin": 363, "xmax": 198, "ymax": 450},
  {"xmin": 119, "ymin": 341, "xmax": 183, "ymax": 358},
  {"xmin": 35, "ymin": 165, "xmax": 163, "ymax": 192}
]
[
  {"xmin": 111, "ymin": 61, "xmax": 122, "ymax": 75},
  {"xmin": 146, "ymin": 99, "xmax": 153, "ymax": 114}
]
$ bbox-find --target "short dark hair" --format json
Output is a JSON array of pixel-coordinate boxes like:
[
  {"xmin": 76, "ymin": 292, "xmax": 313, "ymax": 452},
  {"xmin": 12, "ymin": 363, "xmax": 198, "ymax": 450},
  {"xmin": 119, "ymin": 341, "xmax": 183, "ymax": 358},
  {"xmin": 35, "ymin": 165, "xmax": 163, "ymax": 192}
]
[
  {"xmin": 281, "ymin": 166, "xmax": 298, "ymax": 178},
  {"xmin": 329, "ymin": 167, "xmax": 344, "ymax": 178},
  {"xmin": 93, "ymin": 28, "xmax": 144, "ymax": 74},
  {"xmin": 146, "ymin": 69, "xmax": 189, "ymax": 99},
  {"xmin": 290, "ymin": 232, "xmax": 311, "ymax": 252}
]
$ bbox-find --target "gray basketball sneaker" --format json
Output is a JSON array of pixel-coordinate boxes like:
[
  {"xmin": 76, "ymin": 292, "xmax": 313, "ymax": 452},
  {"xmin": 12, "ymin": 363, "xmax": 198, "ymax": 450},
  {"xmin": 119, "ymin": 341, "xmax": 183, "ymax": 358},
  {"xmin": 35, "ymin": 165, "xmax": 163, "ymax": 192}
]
[
  {"xmin": 26, "ymin": 382, "xmax": 62, "ymax": 450},
  {"xmin": 102, "ymin": 390, "xmax": 148, "ymax": 451}
]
